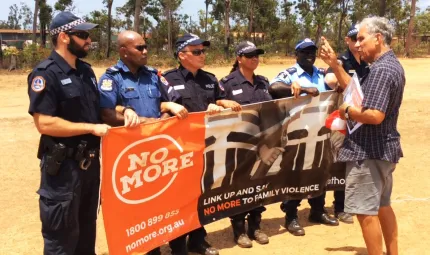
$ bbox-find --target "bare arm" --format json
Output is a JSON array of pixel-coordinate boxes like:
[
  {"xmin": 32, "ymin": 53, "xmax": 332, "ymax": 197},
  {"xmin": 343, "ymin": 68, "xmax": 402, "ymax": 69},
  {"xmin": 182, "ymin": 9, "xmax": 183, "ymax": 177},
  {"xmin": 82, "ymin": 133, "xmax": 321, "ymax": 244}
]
[
  {"xmin": 269, "ymin": 81, "xmax": 319, "ymax": 99},
  {"xmin": 216, "ymin": 99, "xmax": 242, "ymax": 111},
  {"xmin": 102, "ymin": 108, "xmax": 156, "ymax": 127},
  {"xmin": 324, "ymin": 73, "xmax": 339, "ymax": 89},
  {"xmin": 339, "ymin": 104, "xmax": 385, "ymax": 125},
  {"xmin": 33, "ymin": 113, "xmax": 109, "ymax": 137}
]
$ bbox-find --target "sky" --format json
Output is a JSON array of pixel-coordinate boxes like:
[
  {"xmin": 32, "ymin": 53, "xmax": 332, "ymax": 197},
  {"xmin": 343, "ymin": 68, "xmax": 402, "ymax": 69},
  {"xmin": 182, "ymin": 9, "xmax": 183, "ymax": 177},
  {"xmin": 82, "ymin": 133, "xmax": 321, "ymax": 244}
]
[{"xmin": 1, "ymin": 0, "xmax": 430, "ymax": 25}]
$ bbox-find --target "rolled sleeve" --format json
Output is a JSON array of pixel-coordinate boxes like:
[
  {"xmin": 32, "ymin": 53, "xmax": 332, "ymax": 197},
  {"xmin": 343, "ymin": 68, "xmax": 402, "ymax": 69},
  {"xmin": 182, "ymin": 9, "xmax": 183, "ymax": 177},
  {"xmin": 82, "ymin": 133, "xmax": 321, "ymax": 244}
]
[
  {"xmin": 270, "ymin": 71, "xmax": 292, "ymax": 86},
  {"xmin": 361, "ymin": 67, "xmax": 392, "ymax": 113},
  {"xmin": 28, "ymin": 71, "xmax": 58, "ymax": 116},
  {"xmin": 98, "ymin": 73, "xmax": 119, "ymax": 109}
]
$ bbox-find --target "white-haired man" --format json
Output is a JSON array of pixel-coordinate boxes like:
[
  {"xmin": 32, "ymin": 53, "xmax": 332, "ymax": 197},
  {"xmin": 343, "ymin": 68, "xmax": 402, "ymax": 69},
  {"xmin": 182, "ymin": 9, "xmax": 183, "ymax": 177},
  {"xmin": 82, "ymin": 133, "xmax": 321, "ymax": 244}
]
[{"xmin": 320, "ymin": 17, "xmax": 405, "ymax": 255}]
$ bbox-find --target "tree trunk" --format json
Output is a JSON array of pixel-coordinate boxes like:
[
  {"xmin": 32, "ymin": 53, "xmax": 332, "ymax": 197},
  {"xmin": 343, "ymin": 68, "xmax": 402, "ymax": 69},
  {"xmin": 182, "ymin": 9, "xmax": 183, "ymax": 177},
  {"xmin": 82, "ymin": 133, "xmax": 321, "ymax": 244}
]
[
  {"xmin": 315, "ymin": 23, "xmax": 323, "ymax": 46},
  {"xmin": 41, "ymin": 24, "xmax": 47, "ymax": 48},
  {"xmin": 337, "ymin": 1, "xmax": 348, "ymax": 52},
  {"xmin": 205, "ymin": 0, "xmax": 209, "ymax": 36},
  {"xmin": 224, "ymin": 0, "xmax": 230, "ymax": 59},
  {"xmin": 405, "ymin": 0, "xmax": 416, "ymax": 57},
  {"xmin": 32, "ymin": 0, "xmax": 39, "ymax": 44},
  {"xmin": 106, "ymin": 0, "xmax": 113, "ymax": 58},
  {"xmin": 378, "ymin": 0, "xmax": 386, "ymax": 17},
  {"xmin": 134, "ymin": 0, "xmax": 141, "ymax": 32},
  {"xmin": 167, "ymin": 8, "xmax": 172, "ymax": 56},
  {"xmin": 248, "ymin": 0, "xmax": 254, "ymax": 37}
]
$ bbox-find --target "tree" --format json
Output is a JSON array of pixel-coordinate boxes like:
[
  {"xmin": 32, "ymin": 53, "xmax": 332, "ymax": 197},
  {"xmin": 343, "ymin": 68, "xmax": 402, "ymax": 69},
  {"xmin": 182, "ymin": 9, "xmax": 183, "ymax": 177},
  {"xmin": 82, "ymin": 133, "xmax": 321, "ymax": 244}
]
[
  {"xmin": 159, "ymin": 0, "xmax": 183, "ymax": 56},
  {"xmin": 405, "ymin": 0, "xmax": 417, "ymax": 57},
  {"xmin": 54, "ymin": 0, "xmax": 75, "ymax": 11},
  {"xmin": 7, "ymin": 4, "xmax": 21, "ymax": 30},
  {"xmin": 379, "ymin": 0, "xmax": 386, "ymax": 16},
  {"xmin": 20, "ymin": 3, "xmax": 33, "ymax": 30},
  {"xmin": 39, "ymin": 0, "xmax": 53, "ymax": 48},
  {"xmin": 225, "ymin": 0, "xmax": 231, "ymax": 58},
  {"xmin": 336, "ymin": 0, "xmax": 351, "ymax": 51},
  {"xmin": 104, "ymin": 0, "xmax": 114, "ymax": 58}
]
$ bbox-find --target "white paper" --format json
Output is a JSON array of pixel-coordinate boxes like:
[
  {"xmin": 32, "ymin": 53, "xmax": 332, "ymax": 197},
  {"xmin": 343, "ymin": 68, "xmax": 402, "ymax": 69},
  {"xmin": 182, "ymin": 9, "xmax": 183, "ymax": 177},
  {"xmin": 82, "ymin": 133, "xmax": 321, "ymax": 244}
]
[{"xmin": 342, "ymin": 73, "xmax": 364, "ymax": 134}]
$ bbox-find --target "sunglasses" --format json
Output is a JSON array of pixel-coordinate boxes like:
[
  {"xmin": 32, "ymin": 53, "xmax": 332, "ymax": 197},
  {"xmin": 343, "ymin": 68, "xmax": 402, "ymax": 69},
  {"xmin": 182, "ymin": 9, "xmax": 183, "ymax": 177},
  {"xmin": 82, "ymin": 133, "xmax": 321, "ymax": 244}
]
[
  {"xmin": 181, "ymin": 49, "xmax": 206, "ymax": 56},
  {"xmin": 349, "ymin": 35, "xmax": 358, "ymax": 42},
  {"xmin": 135, "ymin": 45, "xmax": 148, "ymax": 51},
  {"xmin": 241, "ymin": 54, "xmax": 259, "ymax": 59},
  {"xmin": 66, "ymin": 31, "xmax": 90, "ymax": 40}
]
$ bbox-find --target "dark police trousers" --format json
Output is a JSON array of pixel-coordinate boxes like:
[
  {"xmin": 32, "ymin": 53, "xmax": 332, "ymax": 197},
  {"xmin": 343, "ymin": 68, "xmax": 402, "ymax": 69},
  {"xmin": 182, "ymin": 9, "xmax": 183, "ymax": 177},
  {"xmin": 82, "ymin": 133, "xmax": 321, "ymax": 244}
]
[
  {"xmin": 38, "ymin": 157, "xmax": 100, "ymax": 255},
  {"xmin": 282, "ymin": 191, "xmax": 326, "ymax": 219},
  {"xmin": 333, "ymin": 190, "xmax": 345, "ymax": 214}
]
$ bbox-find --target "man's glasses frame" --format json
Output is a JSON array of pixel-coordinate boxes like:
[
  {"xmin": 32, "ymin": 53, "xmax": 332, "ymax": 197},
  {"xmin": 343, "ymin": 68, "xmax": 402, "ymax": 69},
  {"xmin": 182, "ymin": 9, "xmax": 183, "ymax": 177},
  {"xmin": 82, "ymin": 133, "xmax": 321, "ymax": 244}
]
[{"xmin": 66, "ymin": 31, "xmax": 90, "ymax": 40}]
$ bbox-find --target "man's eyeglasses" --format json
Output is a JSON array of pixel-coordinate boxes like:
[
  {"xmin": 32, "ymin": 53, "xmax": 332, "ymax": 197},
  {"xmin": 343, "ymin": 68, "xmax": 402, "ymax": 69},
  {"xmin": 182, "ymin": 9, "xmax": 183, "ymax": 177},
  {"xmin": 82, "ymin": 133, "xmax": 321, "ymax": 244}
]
[
  {"xmin": 181, "ymin": 49, "xmax": 206, "ymax": 56},
  {"xmin": 135, "ymin": 45, "xmax": 148, "ymax": 51},
  {"xmin": 66, "ymin": 31, "xmax": 90, "ymax": 40},
  {"xmin": 241, "ymin": 54, "xmax": 259, "ymax": 59},
  {"xmin": 349, "ymin": 35, "xmax": 357, "ymax": 42}
]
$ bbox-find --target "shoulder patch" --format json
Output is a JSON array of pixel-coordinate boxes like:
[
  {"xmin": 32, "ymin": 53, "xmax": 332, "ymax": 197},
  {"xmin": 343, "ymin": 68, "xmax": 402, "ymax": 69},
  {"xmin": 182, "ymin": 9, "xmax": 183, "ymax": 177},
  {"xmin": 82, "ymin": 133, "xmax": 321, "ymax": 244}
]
[
  {"xmin": 35, "ymin": 59, "xmax": 54, "ymax": 70},
  {"xmin": 106, "ymin": 66, "xmax": 119, "ymax": 74},
  {"xmin": 31, "ymin": 76, "xmax": 46, "ymax": 92},
  {"xmin": 100, "ymin": 79, "xmax": 113, "ymax": 91},
  {"xmin": 159, "ymin": 76, "xmax": 169, "ymax": 86}
]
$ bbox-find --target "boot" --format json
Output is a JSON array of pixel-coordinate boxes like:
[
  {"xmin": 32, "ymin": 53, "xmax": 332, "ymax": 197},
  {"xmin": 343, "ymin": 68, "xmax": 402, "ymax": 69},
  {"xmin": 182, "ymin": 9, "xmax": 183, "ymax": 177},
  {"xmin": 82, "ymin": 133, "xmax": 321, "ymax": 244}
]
[
  {"xmin": 231, "ymin": 218, "xmax": 253, "ymax": 248},
  {"xmin": 247, "ymin": 214, "xmax": 269, "ymax": 245}
]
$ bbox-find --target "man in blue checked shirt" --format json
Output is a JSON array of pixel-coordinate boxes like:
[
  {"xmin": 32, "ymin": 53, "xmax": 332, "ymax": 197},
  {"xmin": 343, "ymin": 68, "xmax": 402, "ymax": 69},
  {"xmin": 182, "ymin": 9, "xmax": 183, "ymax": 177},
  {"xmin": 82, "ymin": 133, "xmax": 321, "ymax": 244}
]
[{"xmin": 268, "ymin": 38, "xmax": 339, "ymax": 237}]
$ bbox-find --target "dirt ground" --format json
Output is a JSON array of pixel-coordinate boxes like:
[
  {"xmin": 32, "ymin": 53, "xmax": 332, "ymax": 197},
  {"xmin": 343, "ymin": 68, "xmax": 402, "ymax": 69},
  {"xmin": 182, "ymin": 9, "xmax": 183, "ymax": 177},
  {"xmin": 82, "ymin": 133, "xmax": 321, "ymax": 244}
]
[{"xmin": 1, "ymin": 58, "xmax": 430, "ymax": 255}]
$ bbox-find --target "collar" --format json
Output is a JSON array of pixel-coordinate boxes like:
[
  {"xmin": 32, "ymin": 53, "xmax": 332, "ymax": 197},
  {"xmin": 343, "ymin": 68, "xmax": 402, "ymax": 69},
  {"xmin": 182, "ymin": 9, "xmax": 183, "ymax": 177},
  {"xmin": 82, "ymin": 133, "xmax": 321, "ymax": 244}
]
[
  {"xmin": 179, "ymin": 65, "xmax": 200, "ymax": 79},
  {"xmin": 233, "ymin": 69, "xmax": 255, "ymax": 86},
  {"xmin": 372, "ymin": 49, "xmax": 394, "ymax": 66},
  {"xmin": 50, "ymin": 50, "xmax": 76, "ymax": 74},
  {"xmin": 295, "ymin": 63, "xmax": 318, "ymax": 77},
  {"xmin": 116, "ymin": 59, "xmax": 132, "ymax": 73}
]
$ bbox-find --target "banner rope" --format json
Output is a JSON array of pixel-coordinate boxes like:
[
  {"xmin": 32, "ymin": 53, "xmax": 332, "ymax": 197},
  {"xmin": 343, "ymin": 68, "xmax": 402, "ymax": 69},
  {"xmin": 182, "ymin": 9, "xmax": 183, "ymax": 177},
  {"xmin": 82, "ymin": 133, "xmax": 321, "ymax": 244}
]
[{"xmin": 391, "ymin": 195, "xmax": 430, "ymax": 203}]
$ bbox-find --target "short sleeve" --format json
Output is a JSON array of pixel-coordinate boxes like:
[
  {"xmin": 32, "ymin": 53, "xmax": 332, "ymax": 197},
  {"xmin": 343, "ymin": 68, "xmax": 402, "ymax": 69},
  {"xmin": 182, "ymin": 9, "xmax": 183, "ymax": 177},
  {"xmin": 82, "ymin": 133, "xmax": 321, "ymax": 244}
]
[
  {"xmin": 214, "ymin": 79, "xmax": 226, "ymax": 100},
  {"xmin": 28, "ymin": 70, "xmax": 58, "ymax": 116},
  {"xmin": 361, "ymin": 67, "xmax": 392, "ymax": 113},
  {"xmin": 157, "ymin": 75, "xmax": 172, "ymax": 102},
  {"xmin": 98, "ymin": 73, "xmax": 119, "ymax": 109},
  {"xmin": 270, "ymin": 70, "xmax": 292, "ymax": 86}
]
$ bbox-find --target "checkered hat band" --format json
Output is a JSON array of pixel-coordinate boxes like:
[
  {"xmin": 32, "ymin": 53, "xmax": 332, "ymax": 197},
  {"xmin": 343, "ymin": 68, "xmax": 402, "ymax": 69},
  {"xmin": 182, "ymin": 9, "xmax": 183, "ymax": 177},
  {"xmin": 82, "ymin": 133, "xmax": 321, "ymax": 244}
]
[
  {"xmin": 177, "ymin": 37, "xmax": 199, "ymax": 52},
  {"xmin": 238, "ymin": 46, "xmax": 256, "ymax": 55},
  {"xmin": 50, "ymin": 19, "xmax": 86, "ymax": 36}
]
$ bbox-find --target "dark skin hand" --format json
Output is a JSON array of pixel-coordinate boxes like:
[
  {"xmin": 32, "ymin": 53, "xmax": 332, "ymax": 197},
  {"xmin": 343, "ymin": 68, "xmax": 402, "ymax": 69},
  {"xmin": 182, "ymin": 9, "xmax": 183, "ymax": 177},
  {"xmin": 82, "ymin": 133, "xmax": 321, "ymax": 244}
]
[{"xmin": 269, "ymin": 81, "xmax": 319, "ymax": 99}]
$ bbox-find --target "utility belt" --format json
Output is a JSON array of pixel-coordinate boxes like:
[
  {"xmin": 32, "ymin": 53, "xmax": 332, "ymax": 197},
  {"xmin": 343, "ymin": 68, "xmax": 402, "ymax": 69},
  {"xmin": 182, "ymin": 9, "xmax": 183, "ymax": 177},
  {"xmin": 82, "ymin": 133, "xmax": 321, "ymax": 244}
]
[{"xmin": 42, "ymin": 139, "xmax": 99, "ymax": 176}]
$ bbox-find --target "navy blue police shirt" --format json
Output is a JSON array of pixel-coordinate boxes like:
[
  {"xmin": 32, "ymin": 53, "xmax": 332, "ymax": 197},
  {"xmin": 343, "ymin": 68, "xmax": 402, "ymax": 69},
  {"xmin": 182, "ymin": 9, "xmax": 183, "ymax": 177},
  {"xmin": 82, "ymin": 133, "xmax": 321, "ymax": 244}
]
[
  {"xmin": 327, "ymin": 50, "xmax": 369, "ymax": 79},
  {"xmin": 28, "ymin": 50, "xmax": 101, "ymax": 155},
  {"xmin": 98, "ymin": 60, "xmax": 171, "ymax": 118},
  {"xmin": 163, "ymin": 65, "xmax": 226, "ymax": 112},
  {"xmin": 220, "ymin": 69, "xmax": 272, "ymax": 104}
]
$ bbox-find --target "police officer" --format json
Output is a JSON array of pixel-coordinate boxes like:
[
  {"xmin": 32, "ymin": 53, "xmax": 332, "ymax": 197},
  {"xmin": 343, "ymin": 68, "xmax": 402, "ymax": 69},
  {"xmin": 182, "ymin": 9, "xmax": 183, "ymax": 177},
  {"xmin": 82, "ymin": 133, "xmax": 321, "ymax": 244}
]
[
  {"xmin": 97, "ymin": 30, "xmax": 188, "ymax": 255},
  {"xmin": 269, "ymin": 38, "xmax": 339, "ymax": 236},
  {"xmin": 219, "ymin": 41, "xmax": 272, "ymax": 248},
  {"xmin": 323, "ymin": 25, "xmax": 369, "ymax": 224},
  {"xmin": 163, "ymin": 33, "xmax": 241, "ymax": 255},
  {"xmin": 98, "ymin": 30, "xmax": 187, "ymax": 129},
  {"xmin": 27, "ymin": 12, "xmax": 110, "ymax": 254}
]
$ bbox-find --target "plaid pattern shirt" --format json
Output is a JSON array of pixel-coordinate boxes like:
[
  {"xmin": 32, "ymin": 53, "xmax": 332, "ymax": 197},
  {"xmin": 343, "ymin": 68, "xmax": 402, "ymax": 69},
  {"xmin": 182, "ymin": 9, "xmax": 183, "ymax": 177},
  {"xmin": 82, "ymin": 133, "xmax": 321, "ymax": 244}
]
[{"xmin": 338, "ymin": 50, "xmax": 405, "ymax": 163}]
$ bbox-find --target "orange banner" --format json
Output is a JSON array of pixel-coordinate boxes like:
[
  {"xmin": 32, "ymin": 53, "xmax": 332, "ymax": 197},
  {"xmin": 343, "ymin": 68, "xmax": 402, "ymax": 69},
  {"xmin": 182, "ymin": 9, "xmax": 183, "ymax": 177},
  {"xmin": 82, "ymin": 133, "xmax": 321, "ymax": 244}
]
[{"xmin": 101, "ymin": 113, "xmax": 206, "ymax": 255}]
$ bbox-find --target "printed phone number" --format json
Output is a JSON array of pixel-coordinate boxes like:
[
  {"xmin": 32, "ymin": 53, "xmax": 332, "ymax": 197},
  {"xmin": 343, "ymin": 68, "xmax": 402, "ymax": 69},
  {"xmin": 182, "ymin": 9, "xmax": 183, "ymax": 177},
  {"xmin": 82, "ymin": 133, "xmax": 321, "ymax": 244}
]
[{"xmin": 125, "ymin": 209, "xmax": 179, "ymax": 237}]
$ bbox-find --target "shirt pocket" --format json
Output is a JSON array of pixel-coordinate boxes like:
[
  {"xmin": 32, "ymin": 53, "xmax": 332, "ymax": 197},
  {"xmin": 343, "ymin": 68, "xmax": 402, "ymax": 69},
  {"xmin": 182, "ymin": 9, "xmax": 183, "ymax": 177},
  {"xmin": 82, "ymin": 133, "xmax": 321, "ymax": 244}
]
[
  {"xmin": 147, "ymin": 85, "xmax": 161, "ymax": 98},
  {"xmin": 59, "ymin": 85, "xmax": 81, "ymax": 120},
  {"xmin": 120, "ymin": 88, "xmax": 140, "ymax": 107}
]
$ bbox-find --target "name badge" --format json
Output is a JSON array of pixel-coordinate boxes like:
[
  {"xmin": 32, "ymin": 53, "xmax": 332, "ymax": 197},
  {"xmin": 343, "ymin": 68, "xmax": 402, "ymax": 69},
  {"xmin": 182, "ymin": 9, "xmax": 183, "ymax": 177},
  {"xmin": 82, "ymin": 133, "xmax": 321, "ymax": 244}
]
[
  {"xmin": 61, "ymin": 78, "xmax": 72, "ymax": 85},
  {"xmin": 232, "ymin": 89, "xmax": 243, "ymax": 95},
  {"xmin": 174, "ymin": 85, "xmax": 185, "ymax": 90}
]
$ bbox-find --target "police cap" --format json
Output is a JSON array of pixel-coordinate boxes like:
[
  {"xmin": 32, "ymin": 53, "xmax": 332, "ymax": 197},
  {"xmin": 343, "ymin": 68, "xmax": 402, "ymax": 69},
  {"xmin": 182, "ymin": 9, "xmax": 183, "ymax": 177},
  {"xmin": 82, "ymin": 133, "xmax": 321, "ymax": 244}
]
[
  {"xmin": 295, "ymin": 38, "xmax": 318, "ymax": 51},
  {"xmin": 175, "ymin": 33, "xmax": 210, "ymax": 53},
  {"xmin": 49, "ymin": 11, "xmax": 98, "ymax": 36},
  {"xmin": 235, "ymin": 41, "xmax": 264, "ymax": 56}
]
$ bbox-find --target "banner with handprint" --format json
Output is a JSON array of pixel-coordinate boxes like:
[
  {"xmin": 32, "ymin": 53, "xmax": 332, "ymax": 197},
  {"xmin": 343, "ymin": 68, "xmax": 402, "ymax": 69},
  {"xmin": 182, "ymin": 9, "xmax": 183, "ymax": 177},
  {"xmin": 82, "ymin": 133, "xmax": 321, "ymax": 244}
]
[{"xmin": 101, "ymin": 91, "xmax": 342, "ymax": 254}]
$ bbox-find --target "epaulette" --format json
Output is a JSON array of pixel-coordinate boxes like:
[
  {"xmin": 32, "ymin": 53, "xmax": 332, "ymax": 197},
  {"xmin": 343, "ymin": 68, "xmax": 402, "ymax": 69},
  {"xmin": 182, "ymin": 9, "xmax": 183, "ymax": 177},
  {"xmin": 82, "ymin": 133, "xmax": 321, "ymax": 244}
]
[
  {"xmin": 341, "ymin": 55, "xmax": 348, "ymax": 61},
  {"xmin": 145, "ymin": 65, "xmax": 158, "ymax": 74},
  {"xmin": 318, "ymin": 68, "xmax": 326, "ymax": 75},
  {"xmin": 105, "ymin": 66, "xmax": 119, "ymax": 74},
  {"xmin": 35, "ymin": 59, "xmax": 54, "ymax": 70},
  {"xmin": 221, "ymin": 76, "xmax": 233, "ymax": 83},
  {"xmin": 256, "ymin": 75, "xmax": 268, "ymax": 82},
  {"xmin": 286, "ymin": 67, "xmax": 297, "ymax": 74},
  {"xmin": 162, "ymin": 68, "xmax": 177, "ymax": 76},
  {"xmin": 80, "ymin": 59, "xmax": 92, "ymax": 67},
  {"xmin": 201, "ymin": 70, "xmax": 216, "ymax": 77}
]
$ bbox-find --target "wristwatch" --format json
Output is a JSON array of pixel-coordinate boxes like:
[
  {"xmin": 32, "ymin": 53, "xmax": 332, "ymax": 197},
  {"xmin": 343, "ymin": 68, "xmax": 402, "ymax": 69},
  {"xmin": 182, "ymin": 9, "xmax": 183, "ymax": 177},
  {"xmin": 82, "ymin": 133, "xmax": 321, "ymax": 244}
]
[
  {"xmin": 122, "ymin": 106, "xmax": 135, "ymax": 115},
  {"xmin": 345, "ymin": 106, "xmax": 351, "ymax": 120}
]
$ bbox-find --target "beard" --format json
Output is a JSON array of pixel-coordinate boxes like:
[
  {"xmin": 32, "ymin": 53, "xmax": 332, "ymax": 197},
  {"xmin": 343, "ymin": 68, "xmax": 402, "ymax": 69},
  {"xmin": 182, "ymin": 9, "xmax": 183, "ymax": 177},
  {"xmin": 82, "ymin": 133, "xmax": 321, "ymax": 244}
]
[{"xmin": 67, "ymin": 37, "xmax": 89, "ymax": 58}]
